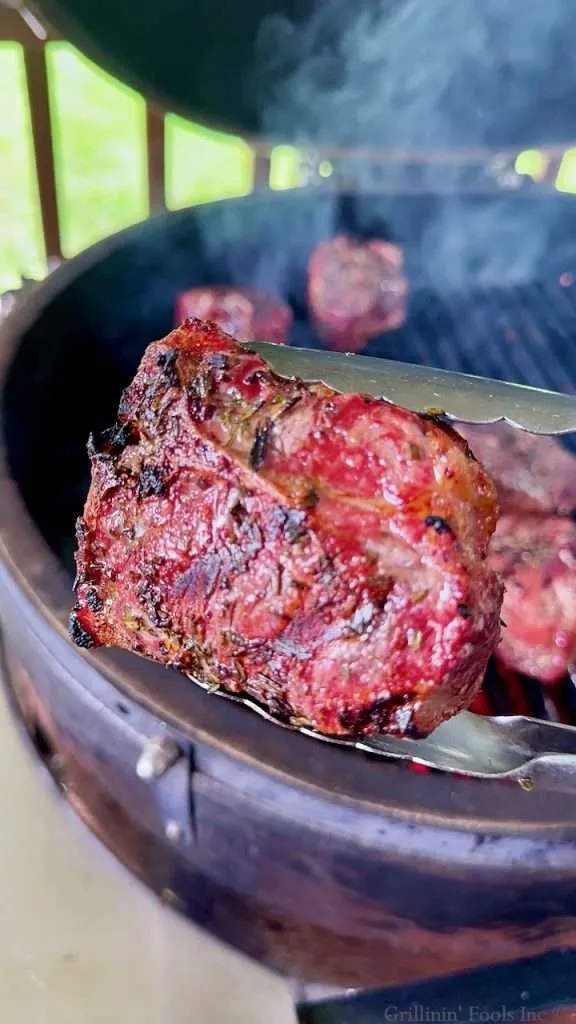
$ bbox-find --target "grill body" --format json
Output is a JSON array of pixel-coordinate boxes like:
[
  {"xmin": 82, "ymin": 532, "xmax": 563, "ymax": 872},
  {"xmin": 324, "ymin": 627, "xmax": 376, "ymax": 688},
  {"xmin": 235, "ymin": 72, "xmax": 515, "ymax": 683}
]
[{"xmin": 3, "ymin": 192, "xmax": 576, "ymax": 988}]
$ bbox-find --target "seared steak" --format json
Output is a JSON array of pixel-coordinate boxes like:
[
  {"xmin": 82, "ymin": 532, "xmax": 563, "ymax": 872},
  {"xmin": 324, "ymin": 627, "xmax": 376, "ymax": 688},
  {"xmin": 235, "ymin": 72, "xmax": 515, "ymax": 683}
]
[
  {"xmin": 490, "ymin": 513, "xmax": 576, "ymax": 684},
  {"xmin": 308, "ymin": 235, "xmax": 408, "ymax": 352},
  {"xmin": 176, "ymin": 286, "xmax": 292, "ymax": 345},
  {"xmin": 71, "ymin": 319, "xmax": 503, "ymax": 738}
]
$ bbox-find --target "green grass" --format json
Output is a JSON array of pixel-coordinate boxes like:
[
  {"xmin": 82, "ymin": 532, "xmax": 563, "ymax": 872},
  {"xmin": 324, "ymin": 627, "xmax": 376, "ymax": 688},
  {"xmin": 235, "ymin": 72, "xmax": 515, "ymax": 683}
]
[
  {"xmin": 0, "ymin": 45, "xmax": 45, "ymax": 289},
  {"xmin": 48, "ymin": 43, "xmax": 148, "ymax": 260},
  {"xmin": 166, "ymin": 113, "xmax": 253, "ymax": 211},
  {"xmin": 0, "ymin": 42, "xmax": 255, "ymax": 291}
]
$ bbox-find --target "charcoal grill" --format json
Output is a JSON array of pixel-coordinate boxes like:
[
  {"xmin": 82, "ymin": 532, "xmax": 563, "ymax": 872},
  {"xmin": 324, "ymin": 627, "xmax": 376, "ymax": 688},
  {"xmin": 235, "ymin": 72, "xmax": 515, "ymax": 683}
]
[
  {"xmin": 2, "ymin": 193, "xmax": 576, "ymax": 1014},
  {"xmin": 4, "ymin": 0, "xmax": 576, "ymax": 1019}
]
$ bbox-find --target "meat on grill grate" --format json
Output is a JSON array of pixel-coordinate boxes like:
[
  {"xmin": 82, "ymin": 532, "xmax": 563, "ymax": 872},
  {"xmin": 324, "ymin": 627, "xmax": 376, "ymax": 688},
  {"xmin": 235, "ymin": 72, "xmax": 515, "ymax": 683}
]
[
  {"xmin": 308, "ymin": 235, "xmax": 408, "ymax": 352},
  {"xmin": 489, "ymin": 513, "xmax": 576, "ymax": 685},
  {"xmin": 175, "ymin": 286, "xmax": 292, "ymax": 345},
  {"xmin": 70, "ymin": 319, "xmax": 503, "ymax": 739},
  {"xmin": 457, "ymin": 423, "xmax": 576, "ymax": 516}
]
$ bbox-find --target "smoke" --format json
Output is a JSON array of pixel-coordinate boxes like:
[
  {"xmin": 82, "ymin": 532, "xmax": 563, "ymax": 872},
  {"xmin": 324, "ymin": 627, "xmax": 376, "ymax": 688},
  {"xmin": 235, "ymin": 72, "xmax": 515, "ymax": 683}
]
[
  {"xmin": 252, "ymin": 0, "xmax": 576, "ymax": 290},
  {"xmin": 255, "ymin": 0, "xmax": 576, "ymax": 149},
  {"xmin": 416, "ymin": 199, "xmax": 559, "ymax": 290},
  {"xmin": 194, "ymin": 190, "xmax": 338, "ymax": 301}
]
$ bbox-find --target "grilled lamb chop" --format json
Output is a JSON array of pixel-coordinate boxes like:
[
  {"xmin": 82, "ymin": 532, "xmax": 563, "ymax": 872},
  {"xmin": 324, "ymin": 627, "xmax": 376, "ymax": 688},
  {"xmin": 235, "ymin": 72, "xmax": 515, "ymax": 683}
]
[
  {"xmin": 175, "ymin": 286, "xmax": 292, "ymax": 345},
  {"xmin": 489, "ymin": 513, "xmax": 576, "ymax": 684},
  {"xmin": 71, "ymin": 319, "xmax": 502, "ymax": 739},
  {"xmin": 457, "ymin": 422, "xmax": 576, "ymax": 516},
  {"xmin": 308, "ymin": 235, "xmax": 408, "ymax": 353}
]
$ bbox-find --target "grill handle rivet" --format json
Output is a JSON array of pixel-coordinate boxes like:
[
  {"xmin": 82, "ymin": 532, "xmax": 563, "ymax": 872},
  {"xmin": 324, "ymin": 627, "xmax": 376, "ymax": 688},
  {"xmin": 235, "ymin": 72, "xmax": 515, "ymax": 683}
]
[
  {"xmin": 136, "ymin": 736, "xmax": 181, "ymax": 781},
  {"xmin": 165, "ymin": 819, "xmax": 182, "ymax": 843}
]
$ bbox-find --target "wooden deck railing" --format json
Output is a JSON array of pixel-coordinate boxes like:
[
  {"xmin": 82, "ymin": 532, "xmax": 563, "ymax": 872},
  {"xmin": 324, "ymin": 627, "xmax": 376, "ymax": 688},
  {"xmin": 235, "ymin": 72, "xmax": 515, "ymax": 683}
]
[
  {"xmin": 1, "ymin": 5, "xmax": 65, "ymax": 261},
  {"xmin": 0, "ymin": 3, "xmax": 274, "ymax": 267}
]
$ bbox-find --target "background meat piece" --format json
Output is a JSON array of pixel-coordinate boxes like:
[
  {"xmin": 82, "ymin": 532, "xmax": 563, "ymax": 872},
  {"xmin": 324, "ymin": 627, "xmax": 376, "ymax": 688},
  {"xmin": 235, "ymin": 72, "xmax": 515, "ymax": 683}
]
[
  {"xmin": 71, "ymin": 319, "xmax": 502, "ymax": 740},
  {"xmin": 175, "ymin": 286, "xmax": 292, "ymax": 345},
  {"xmin": 457, "ymin": 422, "xmax": 576, "ymax": 516},
  {"xmin": 308, "ymin": 235, "xmax": 409, "ymax": 353},
  {"xmin": 489, "ymin": 514, "xmax": 576, "ymax": 684}
]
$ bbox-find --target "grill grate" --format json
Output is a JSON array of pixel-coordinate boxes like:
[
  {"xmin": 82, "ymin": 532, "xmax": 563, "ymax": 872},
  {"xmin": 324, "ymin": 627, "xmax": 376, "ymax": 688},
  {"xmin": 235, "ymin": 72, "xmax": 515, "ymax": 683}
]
[
  {"xmin": 367, "ymin": 273, "xmax": 576, "ymax": 438},
  {"xmin": 472, "ymin": 665, "xmax": 576, "ymax": 725}
]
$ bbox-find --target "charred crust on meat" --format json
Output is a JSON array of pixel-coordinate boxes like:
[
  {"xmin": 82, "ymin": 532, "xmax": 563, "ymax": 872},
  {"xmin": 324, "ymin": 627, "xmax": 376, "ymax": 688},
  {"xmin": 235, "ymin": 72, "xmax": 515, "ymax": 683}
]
[
  {"xmin": 270, "ymin": 506, "xmax": 308, "ymax": 544},
  {"xmin": 230, "ymin": 502, "xmax": 248, "ymax": 526},
  {"xmin": 226, "ymin": 630, "xmax": 266, "ymax": 654},
  {"xmin": 156, "ymin": 348, "xmax": 180, "ymax": 387},
  {"xmin": 188, "ymin": 368, "xmax": 214, "ymax": 403},
  {"xmin": 420, "ymin": 413, "xmax": 460, "ymax": 442},
  {"xmin": 87, "ymin": 421, "xmax": 135, "ymax": 460},
  {"xmin": 176, "ymin": 553, "xmax": 221, "ymax": 600},
  {"xmin": 271, "ymin": 636, "xmax": 311, "ymax": 661},
  {"xmin": 339, "ymin": 694, "xmax": 413, "ymax": 738},
  {"xmin": 461, "ymin": 439, "xmax": 478, "ymax": 462},
  {"xmin": 420, "ymin": 412, "xmax": 446, "ymax": 429},
  {"xmin": 69, "ymin": 611, "xmax": 95, "ymax": 649},
  {"xmin": 367, "ymin": 574, "xmax": 394, "ymax": 610},
  {"xmin": 72, "ymin": 521, "xmax": 88, "ymax": 588},
  {"xmin": 187, "ymin": 370, "xmax": 216, "ymax": 420},
  {"xmin": 250, "ymin": 420, "xmax": 272, "ymax": 471},
  {"xmin": 350, "ymin": 601, "xmax": 376, "ymax": 634},
  {"xmin": 136, "ymin": 463, "xmax": 168, "ymax": 501},
  {"xmin": 74, "ymin": 520, "xmax": 88, "ymax": 569},
  {"xmin": 457, "ymin": 603, "xmax": 472, "ymax": 619},
  {"xmin": 318, "ymin": 554, "xmax": 336, "ymax": 585},
  {"xmin": 424, "ymin": 515, "xmax": 453, "ymax": 536},
  {"xmin": 293, "ymin": 579, "xmax": 310, "ymax": 592},
  {"xmin": 85, "ymin": 588, "xmax": 103, "ymax": 614},
  {"xmin": 137, "ymin": 579, "xmax": 167, "ymax": 628},
  {"xmin": 207, "ymin": 353, "xmax": 228, "ymax": 371},
  {"xmin": 283, "ymin": 509, "xmax": 307, "ymax": 544},
  {"xmin": 422, "ymin": 409, "xmax": 448, "ymax": 423},
  {"xmin": 245, "ymin": 369, "xmax": 270, "ymax": 387},
  {"xmin": 302, "ymin": 488, "xmax": 319, "ymax": 508},
  {"xmin": 274, "ymin": 394, "xmax": 302, "ymax": 419},
  {"xmin": 238, "ymin": 519, "xmax": 263, "ymax": 559},
  {"xmin": 265, "ymin": 693, "xmax": 294, "ymax": 723}
]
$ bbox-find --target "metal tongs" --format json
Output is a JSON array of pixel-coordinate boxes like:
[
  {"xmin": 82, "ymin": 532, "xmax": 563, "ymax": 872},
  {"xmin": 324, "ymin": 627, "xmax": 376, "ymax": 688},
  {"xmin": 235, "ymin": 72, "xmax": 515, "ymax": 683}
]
[
  {"xmin": 249, "ymin": 342, "xmax": 576, "ymax": 436},
  {"xmin": 201, "ymin": 343, "xmax": 576, "ymax": 783}
]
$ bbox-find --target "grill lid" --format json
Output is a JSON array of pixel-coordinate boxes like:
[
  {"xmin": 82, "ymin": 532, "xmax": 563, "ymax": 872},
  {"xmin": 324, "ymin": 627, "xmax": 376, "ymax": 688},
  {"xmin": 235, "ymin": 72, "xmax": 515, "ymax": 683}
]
[{"xmin": 35, "ymin": 0, "xmax": 576, "ymax": 151}]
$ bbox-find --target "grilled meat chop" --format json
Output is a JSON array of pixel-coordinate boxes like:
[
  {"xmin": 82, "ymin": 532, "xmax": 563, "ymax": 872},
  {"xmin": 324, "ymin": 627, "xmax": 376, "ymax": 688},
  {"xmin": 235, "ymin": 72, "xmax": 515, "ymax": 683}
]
[
  {"xmin": 489, "ymin": 514, "xmax": 576, "ymax": 684},
  {"xmin": 71, "ymin": 319, "xmax": 503, "ymax": 739},
  {"xmin": 457, "ymin": 422, "xmax": 576, "ymax": 516},
  {"xmin": 175, "ymin": 286, "xmax": 292, "ymax": 345},
  {"xmin": 308, "ymin": 235, "xmax": 408, "ymax": 353}
]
